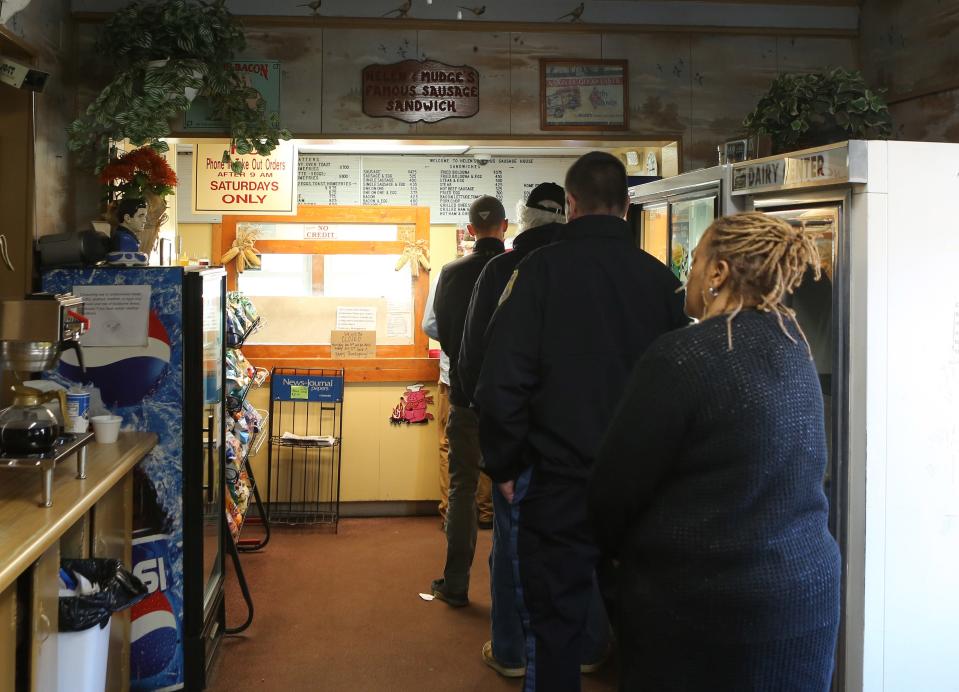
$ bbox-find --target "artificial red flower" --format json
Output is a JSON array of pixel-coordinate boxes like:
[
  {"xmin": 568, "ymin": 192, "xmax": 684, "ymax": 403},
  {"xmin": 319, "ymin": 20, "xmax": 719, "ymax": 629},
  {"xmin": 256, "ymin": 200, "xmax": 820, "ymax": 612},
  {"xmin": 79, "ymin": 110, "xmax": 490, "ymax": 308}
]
[{"xmin": 99, "ymin": 146, "xmax": 178, "ymax": 198}]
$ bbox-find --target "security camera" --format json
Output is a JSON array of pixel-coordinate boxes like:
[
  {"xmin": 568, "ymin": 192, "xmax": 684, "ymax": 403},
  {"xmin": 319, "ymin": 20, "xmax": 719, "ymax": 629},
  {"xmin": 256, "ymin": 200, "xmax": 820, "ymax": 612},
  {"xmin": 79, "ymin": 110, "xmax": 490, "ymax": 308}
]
[
  {"xmin": 0, "ymin": 56, "xmax": 50, "ymax": 92},
  {"xmin": 473, "ymin": 153, "xmax": 491, "ymax": 166}
]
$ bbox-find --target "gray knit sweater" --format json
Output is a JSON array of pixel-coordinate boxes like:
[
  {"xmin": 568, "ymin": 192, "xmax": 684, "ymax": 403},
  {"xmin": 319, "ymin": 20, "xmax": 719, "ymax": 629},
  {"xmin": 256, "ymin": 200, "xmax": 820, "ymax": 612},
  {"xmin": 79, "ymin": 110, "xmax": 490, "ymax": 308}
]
[{"xmin": 591, "ymin": 309, "xmax": 841, "ymax": 691}]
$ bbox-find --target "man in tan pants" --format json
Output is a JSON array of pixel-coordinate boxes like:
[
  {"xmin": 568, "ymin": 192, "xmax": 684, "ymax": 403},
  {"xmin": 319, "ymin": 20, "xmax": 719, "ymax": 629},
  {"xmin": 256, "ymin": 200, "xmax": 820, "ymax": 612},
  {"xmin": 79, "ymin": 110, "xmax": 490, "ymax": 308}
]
[{"xmin": 424, "ymin": 284, "xmax": 492, "ymax": 529}]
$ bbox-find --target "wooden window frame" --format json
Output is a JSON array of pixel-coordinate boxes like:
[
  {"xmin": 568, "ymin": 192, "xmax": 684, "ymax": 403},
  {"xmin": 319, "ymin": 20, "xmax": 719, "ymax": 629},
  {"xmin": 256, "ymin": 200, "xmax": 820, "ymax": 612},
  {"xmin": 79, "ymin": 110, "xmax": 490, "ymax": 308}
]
[{"xmin": 217, "ymin": 205, "xmax": 438, "ymax": 382}]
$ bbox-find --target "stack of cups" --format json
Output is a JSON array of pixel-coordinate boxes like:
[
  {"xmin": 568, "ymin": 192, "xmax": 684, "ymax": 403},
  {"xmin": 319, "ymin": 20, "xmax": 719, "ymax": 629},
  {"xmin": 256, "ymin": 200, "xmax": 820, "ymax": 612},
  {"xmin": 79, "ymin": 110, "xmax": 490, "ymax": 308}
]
[{"xmin": 65, "ymin": 389, "xmax": 90, "ymax": 434}]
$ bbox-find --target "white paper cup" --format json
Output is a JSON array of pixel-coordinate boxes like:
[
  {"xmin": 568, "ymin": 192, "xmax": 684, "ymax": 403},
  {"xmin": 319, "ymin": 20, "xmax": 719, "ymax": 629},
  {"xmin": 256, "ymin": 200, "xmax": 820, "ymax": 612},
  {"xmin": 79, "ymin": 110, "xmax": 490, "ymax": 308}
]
[{"xmin": 91, "ymin": 415, "xmax": 122, "ymax": 444}]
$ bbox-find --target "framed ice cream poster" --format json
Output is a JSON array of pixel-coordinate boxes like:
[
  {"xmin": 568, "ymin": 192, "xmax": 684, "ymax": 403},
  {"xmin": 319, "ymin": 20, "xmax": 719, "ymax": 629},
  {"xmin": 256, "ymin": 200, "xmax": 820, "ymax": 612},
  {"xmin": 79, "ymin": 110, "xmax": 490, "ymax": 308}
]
[{"xmin": 540, "ymin": 59, "xmax": 628, "ymax": 131}]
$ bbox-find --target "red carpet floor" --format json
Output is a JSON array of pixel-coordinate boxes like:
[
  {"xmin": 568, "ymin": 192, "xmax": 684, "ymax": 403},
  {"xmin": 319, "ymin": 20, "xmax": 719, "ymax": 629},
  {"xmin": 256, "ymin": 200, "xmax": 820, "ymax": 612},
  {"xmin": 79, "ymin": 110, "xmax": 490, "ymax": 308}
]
[{"xmin": 209, "ymin": 516, "xmax": 618, "ymax": 692}]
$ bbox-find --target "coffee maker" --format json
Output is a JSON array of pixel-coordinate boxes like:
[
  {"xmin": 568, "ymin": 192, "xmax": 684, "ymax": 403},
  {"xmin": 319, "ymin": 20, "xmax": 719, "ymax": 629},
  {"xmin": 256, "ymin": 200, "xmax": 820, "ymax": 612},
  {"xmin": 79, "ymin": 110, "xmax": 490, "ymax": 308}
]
[
  {"xmin": 0, "ymin": 291, "xmax": 89, "ymax": 427},
  {"xmin": 0, "ymin": 293, "xmax": 90, "ymax": 505},
  {"xmin": 0, "ymin": 292, "xmax": 88, "ymax": 373}
]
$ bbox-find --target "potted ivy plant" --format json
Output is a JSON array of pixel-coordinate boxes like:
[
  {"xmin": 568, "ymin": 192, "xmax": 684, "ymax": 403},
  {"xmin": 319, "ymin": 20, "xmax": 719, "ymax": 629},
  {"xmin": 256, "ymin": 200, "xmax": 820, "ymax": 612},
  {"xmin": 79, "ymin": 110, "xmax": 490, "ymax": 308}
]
[
  {"xmin": 67, "ymin": 0, "xmax": 290, "ymax": 174},
  {"xmin": 743, "ymin": 67, "xmax": 893, "ymax": 154}
]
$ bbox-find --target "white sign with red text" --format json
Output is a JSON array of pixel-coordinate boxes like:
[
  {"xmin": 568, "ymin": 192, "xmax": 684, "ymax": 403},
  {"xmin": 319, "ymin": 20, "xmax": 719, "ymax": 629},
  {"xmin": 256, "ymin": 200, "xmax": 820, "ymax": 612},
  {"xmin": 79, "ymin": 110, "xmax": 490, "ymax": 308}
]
[{"xmin": 192, "ymin": 141, "xmax": 297, "ymax": 215}]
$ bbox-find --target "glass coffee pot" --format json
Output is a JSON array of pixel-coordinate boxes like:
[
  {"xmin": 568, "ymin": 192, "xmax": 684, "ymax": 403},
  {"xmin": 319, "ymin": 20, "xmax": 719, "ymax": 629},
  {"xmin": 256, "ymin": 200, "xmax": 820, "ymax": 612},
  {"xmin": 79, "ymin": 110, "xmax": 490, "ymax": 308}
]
[{"xmin": 0, "ymin": 385, "xmax": 66, "ymax": 455}]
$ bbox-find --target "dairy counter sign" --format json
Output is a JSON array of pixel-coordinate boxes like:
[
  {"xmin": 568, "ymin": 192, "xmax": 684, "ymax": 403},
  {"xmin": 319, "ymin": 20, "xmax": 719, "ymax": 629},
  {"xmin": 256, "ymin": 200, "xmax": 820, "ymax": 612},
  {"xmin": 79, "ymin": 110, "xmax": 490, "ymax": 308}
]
[
  {"xmin": 732, "ymin": 146, "xmax": 853, "ymax": 195},
  {"xmin": 192, "ymin": 141, "xmax": 297, "ymax": 215}
]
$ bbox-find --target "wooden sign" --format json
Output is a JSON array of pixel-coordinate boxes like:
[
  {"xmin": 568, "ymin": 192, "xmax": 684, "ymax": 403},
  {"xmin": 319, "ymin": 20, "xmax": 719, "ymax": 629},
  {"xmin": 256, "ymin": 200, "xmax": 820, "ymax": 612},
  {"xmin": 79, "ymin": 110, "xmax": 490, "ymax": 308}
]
[
  {"xmin": 331, "ymin": 330, "xmax": 376, "ymax": 359},
  {"xmin": 362, "ymin": 59, "xmax": 479, "ymax": 124}
]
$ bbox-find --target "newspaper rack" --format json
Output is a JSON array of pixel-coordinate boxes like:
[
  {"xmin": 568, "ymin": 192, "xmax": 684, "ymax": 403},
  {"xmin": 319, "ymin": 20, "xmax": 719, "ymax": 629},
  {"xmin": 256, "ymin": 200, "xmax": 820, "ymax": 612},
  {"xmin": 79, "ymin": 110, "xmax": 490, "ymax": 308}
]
[{"xmin": 266, "ymin": 367, "xmax": 344, "ymax": 532}]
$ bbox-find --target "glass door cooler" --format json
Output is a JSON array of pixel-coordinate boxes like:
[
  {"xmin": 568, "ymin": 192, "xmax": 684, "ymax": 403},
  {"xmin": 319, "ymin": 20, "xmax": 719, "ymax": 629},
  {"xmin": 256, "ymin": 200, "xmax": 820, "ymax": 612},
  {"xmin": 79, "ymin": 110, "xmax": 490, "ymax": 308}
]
[
  {"xmin": 629, "ymin": 165, "xmax": 743, "ymax": 276},
  {"xmin": 42, "ymin": 266, "xmax": 227, "ymax": 691}
]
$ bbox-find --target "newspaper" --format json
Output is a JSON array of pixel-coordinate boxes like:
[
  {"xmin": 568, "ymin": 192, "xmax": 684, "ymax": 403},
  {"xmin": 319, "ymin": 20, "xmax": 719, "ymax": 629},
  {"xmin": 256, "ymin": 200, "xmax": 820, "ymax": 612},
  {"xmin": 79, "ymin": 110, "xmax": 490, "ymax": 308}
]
[{"xmin": 279, "ymin": 432, "xmax": 337, "ymax": 446}]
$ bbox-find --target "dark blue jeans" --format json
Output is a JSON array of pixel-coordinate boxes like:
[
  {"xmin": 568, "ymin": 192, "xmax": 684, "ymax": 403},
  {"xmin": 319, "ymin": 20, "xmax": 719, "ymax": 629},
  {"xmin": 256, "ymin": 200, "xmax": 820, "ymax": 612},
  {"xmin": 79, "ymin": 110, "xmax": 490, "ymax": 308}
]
[{"xmin": 489, "ymin": 476, "xmax": 610, "ymax": 670}]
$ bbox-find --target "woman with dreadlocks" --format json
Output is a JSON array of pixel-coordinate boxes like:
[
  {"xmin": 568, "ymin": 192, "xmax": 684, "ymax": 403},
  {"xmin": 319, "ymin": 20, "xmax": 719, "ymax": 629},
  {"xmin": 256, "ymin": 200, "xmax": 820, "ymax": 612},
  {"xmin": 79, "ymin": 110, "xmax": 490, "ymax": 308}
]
[{"xmin": 589, "ymin": 212, "xmax": 841, "ymax": 691}]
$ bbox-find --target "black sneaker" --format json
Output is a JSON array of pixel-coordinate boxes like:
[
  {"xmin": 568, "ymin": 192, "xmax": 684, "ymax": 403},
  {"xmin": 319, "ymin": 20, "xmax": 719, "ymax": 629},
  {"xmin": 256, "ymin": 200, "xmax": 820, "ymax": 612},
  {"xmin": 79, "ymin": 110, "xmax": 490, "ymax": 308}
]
[
  {"xmin": 430, "ymin": 578, "xmax": 469, "ymax": 607},
  {"xmin": 478, "ymin": 519, "xmax": 493, "ymax": 530}
]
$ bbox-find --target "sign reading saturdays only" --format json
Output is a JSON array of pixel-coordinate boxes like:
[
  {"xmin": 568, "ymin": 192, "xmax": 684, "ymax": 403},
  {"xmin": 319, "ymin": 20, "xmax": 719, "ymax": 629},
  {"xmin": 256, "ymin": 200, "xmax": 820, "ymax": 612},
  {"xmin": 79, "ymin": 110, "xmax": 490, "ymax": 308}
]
[{"xmin": 192, "ymin": 141, "xmax": 297, "ymax": 215}]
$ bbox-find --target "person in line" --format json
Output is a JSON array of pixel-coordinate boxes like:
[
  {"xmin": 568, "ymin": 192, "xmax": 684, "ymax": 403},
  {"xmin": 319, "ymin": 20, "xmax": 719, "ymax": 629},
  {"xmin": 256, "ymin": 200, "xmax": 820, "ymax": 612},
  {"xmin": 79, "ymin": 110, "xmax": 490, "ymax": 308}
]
[
  {"xmin": 459, "ymin": 182, "xmax": 611, "ymax": 679},
  {"xmin": 590, "ymin": 212, "xmax": 841, "ymax": 691},
  {"xmin": 422, "ymin": 281, "xmax": 493, "ymax": 531},
  {"xmin": 475, "ymin": 152, "xmax": 687, "ymax": 692},
  {"xmin": 429, "ymin": 195, "xmax": 507, "ymax": 606}
]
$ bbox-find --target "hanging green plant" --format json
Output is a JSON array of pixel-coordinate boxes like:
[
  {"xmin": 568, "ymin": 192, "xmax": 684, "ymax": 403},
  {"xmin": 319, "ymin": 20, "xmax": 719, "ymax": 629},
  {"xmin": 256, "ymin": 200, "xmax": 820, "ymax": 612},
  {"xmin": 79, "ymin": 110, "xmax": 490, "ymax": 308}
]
[
  {"xmin": 66, "ymin": 0, "xmax": 290, "ymax": 175},
  {"xmin": 743, "ymin": 67, "xmax": 893, "ymax": 154}
]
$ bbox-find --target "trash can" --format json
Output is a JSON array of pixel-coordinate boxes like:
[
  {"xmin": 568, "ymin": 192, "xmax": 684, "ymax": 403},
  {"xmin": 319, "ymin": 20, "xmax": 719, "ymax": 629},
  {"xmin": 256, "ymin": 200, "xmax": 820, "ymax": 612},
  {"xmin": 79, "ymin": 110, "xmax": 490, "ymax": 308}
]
[{"xmin": 57, "ymin": 558, "xmax": 147, "ymax": 692}]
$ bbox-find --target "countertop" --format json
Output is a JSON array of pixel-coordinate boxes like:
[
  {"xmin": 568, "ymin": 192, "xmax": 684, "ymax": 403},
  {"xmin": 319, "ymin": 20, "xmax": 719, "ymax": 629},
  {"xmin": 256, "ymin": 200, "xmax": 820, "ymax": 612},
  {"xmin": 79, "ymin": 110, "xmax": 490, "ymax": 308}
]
[{"xmin": 0, "ymin": 432, "xmax": 157, "ymax": 592}]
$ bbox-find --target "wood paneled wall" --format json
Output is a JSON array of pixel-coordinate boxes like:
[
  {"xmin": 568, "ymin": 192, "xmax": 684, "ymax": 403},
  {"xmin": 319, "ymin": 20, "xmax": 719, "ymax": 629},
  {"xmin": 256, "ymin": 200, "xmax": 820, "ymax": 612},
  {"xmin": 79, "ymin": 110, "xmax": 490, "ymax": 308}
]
[
  {"xmin": 70, "ymin": 21, "xmax": 855, "ymax": 175},
  {"xmin": 1, "ymin": 0, "xmax": 78, "ymax": 236},
  {"xmin": 861, "ymin": 0, "xmax": 959, "ymax": 142},
  {"xmin": 50, "ymin": 15, "xmax": 856, "ymax": 229},
  {"xmin": 233, "ymin": 26, "xmax": 856, "ymax": 171},
  {"xmin": 0, "ymin": 52, "xmax": 33, "ymax": 299}
]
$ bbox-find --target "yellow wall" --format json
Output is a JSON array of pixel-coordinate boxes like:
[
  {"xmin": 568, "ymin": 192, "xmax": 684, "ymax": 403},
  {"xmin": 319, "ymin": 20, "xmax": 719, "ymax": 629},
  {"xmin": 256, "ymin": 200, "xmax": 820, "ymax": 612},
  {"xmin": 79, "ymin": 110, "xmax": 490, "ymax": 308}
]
[
  {"xmin": 245, "ymin": 383, "xmax": 444, "ymax": 502},
  {"xmin": 178, "ymin": 223, "xmax": 213, "ymax": 262},
  {"xmin": 202, "ymin": 217, "xmax": 461, "ymax": 502}
]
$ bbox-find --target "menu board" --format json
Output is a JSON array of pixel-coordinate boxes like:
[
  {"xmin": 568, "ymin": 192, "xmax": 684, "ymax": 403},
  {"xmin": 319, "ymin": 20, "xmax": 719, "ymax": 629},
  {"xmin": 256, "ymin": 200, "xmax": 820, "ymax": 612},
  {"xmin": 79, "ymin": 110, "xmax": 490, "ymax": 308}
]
[
  {"xmin": 297, "ymin": 154, "xmax": 576, "ymax": 224},
  {"xmin": 297, "ymin": 155, "xmax": 362, "ymax": 206}
]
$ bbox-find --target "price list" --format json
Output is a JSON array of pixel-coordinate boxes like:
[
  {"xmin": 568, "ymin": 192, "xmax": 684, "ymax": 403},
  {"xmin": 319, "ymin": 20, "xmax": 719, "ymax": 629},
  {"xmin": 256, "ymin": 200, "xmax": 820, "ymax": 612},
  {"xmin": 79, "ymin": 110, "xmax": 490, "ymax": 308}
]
[
  {"xmin": 433, "ymin": 158, "xmax": 487, "ymax": 220},
  {"xmin": 361, "ymin": 167, "xmax": 419, "ymax": 206},
  {"xmin": 297, "ymin": 155, "xmax": 361, "ymax": 206},
  {"xmin": 297, "ymin": 154, "xmax": 576, "ymax": 223}
]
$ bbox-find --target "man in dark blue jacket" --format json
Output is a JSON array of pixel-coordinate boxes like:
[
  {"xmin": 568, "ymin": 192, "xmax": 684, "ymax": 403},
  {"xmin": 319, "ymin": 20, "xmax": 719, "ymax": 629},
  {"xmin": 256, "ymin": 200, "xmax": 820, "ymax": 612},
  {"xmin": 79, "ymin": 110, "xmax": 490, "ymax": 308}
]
[
  {"xmin": 475, "ymin": 152, "xmax": 688, "ymax": 692},
  {"xmin": 429, "ymin": 195, "xmax": 507, "ymax": 607},
  {"xmin": 458, "ymin": 182, "xmax": 566, "ymax": 403},
  {"xmin": 460, "ymin": 182, "xmax": 611, "ymax": 680}
]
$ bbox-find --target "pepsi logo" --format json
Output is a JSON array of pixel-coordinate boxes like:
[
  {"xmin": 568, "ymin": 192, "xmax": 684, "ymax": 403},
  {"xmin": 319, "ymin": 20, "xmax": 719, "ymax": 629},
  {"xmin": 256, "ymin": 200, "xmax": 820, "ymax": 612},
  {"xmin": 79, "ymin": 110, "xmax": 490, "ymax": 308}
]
[
  {"xmin": 131, "ymin": 590, "xmax": 180, "ymax": 681},
  {"xmin": 60, "ymin": 310, "xmax": 172, "ymax": 407}
]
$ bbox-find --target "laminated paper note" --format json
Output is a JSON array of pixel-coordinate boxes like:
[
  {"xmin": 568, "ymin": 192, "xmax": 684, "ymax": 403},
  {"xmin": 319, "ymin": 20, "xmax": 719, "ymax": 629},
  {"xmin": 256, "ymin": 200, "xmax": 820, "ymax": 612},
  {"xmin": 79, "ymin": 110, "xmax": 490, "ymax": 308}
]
[
  {"xmin": 331, "ymin": 330, "xmax": 376, "ymax": 359},
  {"xmin": 335, "ymin": 306, "xmax": 377, "ymax": 331},
  {"xmin": 74, "ymin": 284, "xmax": 151, "ymax": 347},
  {"xmin": 386, "ymin": 300, "xmax": 412, "ymax": 339}
]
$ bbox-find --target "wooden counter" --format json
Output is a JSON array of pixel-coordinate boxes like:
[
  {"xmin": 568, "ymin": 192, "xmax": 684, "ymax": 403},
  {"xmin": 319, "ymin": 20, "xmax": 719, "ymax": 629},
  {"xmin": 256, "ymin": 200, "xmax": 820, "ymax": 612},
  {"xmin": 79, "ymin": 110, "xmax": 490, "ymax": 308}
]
[
  {"xmin": 0, "ymin": 432, "xmax": 157, "ymax": 593},
  {"xmin": 0, "ymin": 431, "xmax": 155, "ymax": 691}
]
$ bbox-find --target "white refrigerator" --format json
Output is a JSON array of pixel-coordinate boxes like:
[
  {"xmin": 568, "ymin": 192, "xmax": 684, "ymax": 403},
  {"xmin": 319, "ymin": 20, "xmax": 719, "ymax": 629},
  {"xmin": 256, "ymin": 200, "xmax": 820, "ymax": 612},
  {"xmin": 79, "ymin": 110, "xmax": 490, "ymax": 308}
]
[{"xmin": 731, "ymin": 140, "xmax": 959, "ymax": 692}]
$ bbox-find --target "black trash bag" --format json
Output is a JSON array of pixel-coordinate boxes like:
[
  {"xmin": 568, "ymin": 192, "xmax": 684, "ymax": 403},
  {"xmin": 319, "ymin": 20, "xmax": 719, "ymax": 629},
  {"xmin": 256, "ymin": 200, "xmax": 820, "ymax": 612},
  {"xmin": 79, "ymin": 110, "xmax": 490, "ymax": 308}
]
[{"xmin": 58, "ymin": 558, "xmax": 148, "ymax": 632}]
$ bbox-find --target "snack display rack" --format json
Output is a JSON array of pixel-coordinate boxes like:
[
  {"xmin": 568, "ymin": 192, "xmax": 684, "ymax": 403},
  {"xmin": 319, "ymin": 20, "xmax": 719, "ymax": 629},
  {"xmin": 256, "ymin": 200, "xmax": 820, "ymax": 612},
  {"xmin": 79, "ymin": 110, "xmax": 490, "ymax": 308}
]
[{"xmin": 222, "ymin": 292, "xmax": 270, "ymax": 634}]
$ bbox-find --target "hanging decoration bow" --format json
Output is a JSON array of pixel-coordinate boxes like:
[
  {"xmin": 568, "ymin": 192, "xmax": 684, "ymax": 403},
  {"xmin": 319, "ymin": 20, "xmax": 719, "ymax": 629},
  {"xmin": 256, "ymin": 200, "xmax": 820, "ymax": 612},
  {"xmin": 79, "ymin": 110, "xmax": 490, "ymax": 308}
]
[
  {"xmin": 220, "ymin": 226, "xmax": 261, "ymax": 273},
  {"xmin": 395, "ymin": 239, "xmax": 430, "ymax": 277}
]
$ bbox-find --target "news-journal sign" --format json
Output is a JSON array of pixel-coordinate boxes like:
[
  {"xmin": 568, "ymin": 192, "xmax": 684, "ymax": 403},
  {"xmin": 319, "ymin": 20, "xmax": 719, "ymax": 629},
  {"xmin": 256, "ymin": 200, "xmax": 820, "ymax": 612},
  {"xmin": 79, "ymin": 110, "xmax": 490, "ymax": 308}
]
[
  {"xmin": 731, "ymin": 144, "xmax": 864, "ymax": 195},
  {"xmin": 363, "ymin": 59, "xmax": 479, "ymax": 124},
  {"xmin": 184, "ymin": 60, "xmax": 281, "ymax": 131},
  {"xmin": 272, "ymin": 373, "xmax": 345, "ymax": 403},
  {"xmin": 192, "ymin": 141, "xmax": 297, "ymax": 215}
]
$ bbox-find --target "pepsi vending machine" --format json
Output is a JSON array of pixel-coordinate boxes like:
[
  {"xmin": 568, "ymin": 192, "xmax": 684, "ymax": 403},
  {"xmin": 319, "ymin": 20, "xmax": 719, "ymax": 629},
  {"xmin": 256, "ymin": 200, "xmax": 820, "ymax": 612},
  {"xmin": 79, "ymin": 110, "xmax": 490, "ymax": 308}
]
[{"xmin": 42, "ymin": 266, "xmax": 226, "ymax": 691}]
